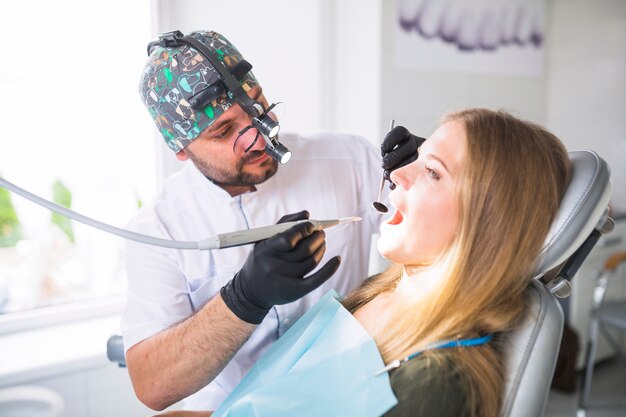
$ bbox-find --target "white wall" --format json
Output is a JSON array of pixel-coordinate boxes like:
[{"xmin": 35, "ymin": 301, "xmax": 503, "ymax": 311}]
[
  {"xmin": 0, "ymin": 315, "xmax": 178, "ymax": 417},
  {"xmin": 330, "ymin": 0, "xmax": 383, "ymax": 142},
  {"xmin": 375, "ymin": 0, "xmax": 550, "ymax": 164},
  {"xmin": 545, "ymin": 0, "xmax": 626, "ymax": 214}
]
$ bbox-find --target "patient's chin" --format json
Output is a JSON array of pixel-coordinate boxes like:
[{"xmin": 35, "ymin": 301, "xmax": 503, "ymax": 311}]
[{"xmin": 376, "ymin": 234, "xmax": 399, "ymax": 262}]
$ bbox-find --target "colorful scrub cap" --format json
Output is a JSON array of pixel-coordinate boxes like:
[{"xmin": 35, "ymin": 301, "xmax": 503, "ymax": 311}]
[{"xmin": 139, "ymin": 31, "xmax": 258, "ymax": 152}]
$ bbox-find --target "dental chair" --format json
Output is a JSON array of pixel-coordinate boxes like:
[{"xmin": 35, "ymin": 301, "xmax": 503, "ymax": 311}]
[
  {"xmin": 499, "ymin": 150, "xmax": 613, "ymax": 417},
  {"xmin": 106, "ymin": 151, "xmax": 613, "ymax": 417}
]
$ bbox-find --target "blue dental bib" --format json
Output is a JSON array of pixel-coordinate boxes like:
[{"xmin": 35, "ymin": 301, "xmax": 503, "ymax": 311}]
[{"xmin": 212, "ymin": 291, "xmax": 398, "ymax": 417}]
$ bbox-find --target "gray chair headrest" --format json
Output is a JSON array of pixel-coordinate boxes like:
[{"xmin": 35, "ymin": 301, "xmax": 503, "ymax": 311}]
[
  {"xmin": 533, "ymin": 150, "xmax": 612, "ymax": 280},
  {"xmin": 501, "ymin": 150, "xmax": 612, "ymax": 416}
]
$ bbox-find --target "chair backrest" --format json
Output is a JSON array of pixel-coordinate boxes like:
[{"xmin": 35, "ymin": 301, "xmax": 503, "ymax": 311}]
[
  {"xmin": 500, "ymin": 280, "xmax": 564, "ymax": 417},
  {"xmin": 500, "ymin": 150, "xmax": 613, "ymax": 417}
]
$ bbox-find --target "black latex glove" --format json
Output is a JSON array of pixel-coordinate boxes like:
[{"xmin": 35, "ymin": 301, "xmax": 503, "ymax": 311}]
[
  {"xmin": 381, "ymin": 126, "xmax": 426, "ymax": 188},
  {"xmin": 220, "ymin": 210, "xmax": 341, "ymax": 324}
]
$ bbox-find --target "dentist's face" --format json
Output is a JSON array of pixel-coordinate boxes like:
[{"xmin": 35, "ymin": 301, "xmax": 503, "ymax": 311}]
[
  {"xmin": 377, "ymin": 121, "xmax": 466, "ymax": 266},
  {"xmin": 175, "ymin": 86, "xmax": 279, "ymax": 195}
]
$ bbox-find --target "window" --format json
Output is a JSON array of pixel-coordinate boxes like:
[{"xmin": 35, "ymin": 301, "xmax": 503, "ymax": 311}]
[{"xmin": 0, "ymin": 0, "xmax": 157, "ymax": 317}]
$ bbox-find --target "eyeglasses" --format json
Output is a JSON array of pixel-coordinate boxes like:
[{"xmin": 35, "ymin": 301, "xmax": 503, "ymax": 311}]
[{"xmin": 232, "ymin": 102, "xmax": 282, "ymax": 154}]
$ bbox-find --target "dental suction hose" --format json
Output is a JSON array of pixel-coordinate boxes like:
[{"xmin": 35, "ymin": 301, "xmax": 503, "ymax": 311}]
[
  {"xmin": 0, "ymin": 177, "xmax": 358, "ymax": 250},
  {"xmin": 0, "ymin": 176, "xmax": 199, "ymax": 250}
]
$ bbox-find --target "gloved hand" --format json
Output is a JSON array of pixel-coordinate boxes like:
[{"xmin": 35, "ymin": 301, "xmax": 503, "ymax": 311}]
[
  {"xmin": 220, "ymin": 210, "xmax": 341, "ymax": 324},
  {"xmin": 381, "ymin": 126, "xmax": 426, "ymax": 188}
]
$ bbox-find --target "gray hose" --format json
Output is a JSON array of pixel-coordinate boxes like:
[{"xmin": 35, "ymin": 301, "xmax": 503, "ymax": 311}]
[{"xmin": 0, "ymin": 177, "xmax": 200, "ymax": 250}]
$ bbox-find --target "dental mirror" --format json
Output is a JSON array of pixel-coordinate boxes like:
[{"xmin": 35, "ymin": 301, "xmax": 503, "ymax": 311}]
[
  {"xmin": 372, "ymin": 119, "xmax": 395, "ymax": 213},
  {"xmin": 372, "ymin": 202, "xmax": 388, "ymax": 213},
  {"xmin": 372, "ymin": 176, "xmax": 388, "ymax": 213}
]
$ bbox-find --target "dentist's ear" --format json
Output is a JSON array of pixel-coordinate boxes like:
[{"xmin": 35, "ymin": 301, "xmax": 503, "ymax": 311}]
[{"xmin": 176, "ymin": 149, "xmax": 189, "ymax": 161}]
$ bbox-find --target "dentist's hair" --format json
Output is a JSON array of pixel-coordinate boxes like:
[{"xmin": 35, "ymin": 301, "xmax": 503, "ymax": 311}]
[{"xmin": 344, "ymin": 108, "xmax": 571, "ymax": 417}]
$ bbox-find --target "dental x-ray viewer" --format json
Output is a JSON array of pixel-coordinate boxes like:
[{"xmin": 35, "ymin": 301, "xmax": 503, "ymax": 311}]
[{"xmin": 116, "ymin": 29, "xmax": 420, "ymax": 412}]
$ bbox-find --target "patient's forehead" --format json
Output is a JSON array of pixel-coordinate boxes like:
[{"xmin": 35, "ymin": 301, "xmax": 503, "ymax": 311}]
[{"xmin": 420, "ymin": 121, "xmax": 466, "ymax": 174}]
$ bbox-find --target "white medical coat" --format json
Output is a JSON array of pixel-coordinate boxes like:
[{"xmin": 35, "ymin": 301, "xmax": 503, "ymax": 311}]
[{"xmin": 121, "ymin": 132, "xmax": 385, "ymax": 409}]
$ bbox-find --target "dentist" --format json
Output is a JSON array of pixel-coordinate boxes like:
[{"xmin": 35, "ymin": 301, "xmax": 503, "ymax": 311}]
[{"xmin": 121, "ymin": 29, "xmax": 421, "ymax": 412}]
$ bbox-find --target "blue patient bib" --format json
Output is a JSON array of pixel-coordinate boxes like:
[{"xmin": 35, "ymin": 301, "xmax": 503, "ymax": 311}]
[{"xmin": 212, "ymin": 291, "xmax": 398, "ymax": 417}]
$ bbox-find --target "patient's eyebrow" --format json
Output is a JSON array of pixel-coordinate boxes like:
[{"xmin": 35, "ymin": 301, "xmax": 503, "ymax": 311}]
[{"xmin": 426, "ymin": 153, "xmax": 450, "ymax": 174}]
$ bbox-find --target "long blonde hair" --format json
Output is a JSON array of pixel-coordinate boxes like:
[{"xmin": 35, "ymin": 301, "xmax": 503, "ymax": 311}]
[{"xmin": 344, "ymin": 109, "xmax": 572, "ymax": 417}]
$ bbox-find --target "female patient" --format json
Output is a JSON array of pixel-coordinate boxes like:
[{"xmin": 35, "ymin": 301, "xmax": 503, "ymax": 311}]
[
  {"xmin": 346, "ymin": 108, "xmax": 571, "ymax": 416},
  {"xmin": 158, "ymin": 108, "xmax": 571, "ymax": 417}
]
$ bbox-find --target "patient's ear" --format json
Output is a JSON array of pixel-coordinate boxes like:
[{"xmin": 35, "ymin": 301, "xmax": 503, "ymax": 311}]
[{"xmin": 176, "ymin": 149, "xmax": 189, "ymax": 161}]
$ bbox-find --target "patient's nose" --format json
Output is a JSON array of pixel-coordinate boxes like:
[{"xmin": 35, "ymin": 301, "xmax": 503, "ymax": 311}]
[{"xmin": 390, "ymin": 163, "xmax": 413, "ymax": 190}]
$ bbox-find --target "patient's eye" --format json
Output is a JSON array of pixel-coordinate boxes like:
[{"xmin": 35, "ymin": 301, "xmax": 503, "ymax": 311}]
[{"xmin": 426, "ymin": 166, "xmax": 440, "ymax": 180}]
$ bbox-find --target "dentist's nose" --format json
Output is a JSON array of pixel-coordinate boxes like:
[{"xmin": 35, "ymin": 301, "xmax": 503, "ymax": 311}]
[
  {"xmin": 233, "ymin": 125, "xmax": 266, "ymax": 155},
  {"xmin": 248, "ymin": 129, "xmax": 268, "ymax": 153}
]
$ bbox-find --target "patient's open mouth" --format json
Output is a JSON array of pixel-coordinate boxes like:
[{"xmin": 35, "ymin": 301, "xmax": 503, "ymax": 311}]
[{"xmin": 387, "ymin": 209, "xmax": 404, "ymax": 225}]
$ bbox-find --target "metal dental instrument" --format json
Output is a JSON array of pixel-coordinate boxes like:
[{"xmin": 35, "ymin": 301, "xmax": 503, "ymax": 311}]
[
  {"xmin": 202, "ymin": 217, "xmax": 362, "ymax": 250},
  {"xmin": 372, "ymin": 119, "xmax": 395, "ymax": 213},
  {"xmin": 0, "ymin": 175, "xmax": 361, "ymax": 251},
  {"xmin": 372, "ymin": 176, "xmax": 388, "ymax": 213}
]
